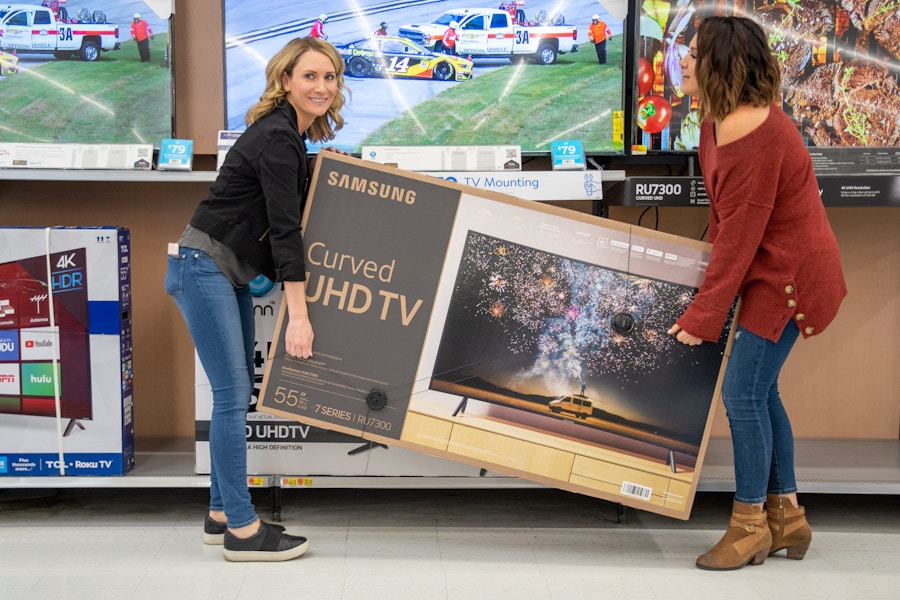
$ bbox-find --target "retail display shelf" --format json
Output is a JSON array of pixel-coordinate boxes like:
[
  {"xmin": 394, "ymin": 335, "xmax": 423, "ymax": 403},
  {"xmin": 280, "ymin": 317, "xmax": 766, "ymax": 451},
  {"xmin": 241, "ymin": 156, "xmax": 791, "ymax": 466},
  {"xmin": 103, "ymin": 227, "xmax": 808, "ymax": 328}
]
[
  {"xmin": 0, "ymin": 168, "xmax": 627, "ymax": 188},
  {"xmin": 601, "ymin": 174, "xmax": 900, "ymax": 208},
  {"xmin": 2, "ymin": 438, "xmax": 898, "ymax": 494},
  {"xmin": 698, "ymin": 438, "xmax": 900, "ymax": 494},
  {"xmin": 0, "ymin": 169, "xmax": 219, "ymax": 183}
]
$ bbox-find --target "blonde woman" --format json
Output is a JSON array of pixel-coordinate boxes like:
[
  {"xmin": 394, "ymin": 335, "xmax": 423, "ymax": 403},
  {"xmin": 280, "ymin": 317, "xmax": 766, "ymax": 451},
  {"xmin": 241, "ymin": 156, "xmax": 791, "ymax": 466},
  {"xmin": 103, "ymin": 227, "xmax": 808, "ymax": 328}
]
[{"xmin": 165, "ymin": 37, "xmax": 347, "ymax": 562}]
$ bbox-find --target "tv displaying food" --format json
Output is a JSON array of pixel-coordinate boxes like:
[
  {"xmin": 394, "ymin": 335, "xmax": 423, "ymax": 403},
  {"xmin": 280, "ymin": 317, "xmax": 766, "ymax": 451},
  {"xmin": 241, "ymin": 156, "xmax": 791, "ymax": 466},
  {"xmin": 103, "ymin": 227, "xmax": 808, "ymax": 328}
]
[{"xmin": 633, "ymin": 0, "xmax": 900, "ymax": 160}]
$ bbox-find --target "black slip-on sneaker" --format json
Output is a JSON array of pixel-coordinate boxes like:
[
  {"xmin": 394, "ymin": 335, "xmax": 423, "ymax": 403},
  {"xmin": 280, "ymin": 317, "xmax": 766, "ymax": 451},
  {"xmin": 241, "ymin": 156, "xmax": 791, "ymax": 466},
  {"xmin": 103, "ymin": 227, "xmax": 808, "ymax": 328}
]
[
  {"xmin": 203, "ymin": 515, "xmax": 284, "ymax": 545},
  {"xmin": 222, "ymin": 521, "xmax": 309, "ymax": 562}
]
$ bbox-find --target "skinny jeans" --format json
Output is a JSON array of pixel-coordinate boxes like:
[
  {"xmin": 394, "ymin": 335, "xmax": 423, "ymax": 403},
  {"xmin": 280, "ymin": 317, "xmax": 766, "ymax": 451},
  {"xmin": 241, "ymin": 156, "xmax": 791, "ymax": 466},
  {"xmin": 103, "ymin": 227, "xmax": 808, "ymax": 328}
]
[
  {"xmin": 722, "ymin": 320, "xmax": 800, "ymax": 504},
  {"xmin": 165, "ymin": 247, "xmax": 258, "ymax": 528}
]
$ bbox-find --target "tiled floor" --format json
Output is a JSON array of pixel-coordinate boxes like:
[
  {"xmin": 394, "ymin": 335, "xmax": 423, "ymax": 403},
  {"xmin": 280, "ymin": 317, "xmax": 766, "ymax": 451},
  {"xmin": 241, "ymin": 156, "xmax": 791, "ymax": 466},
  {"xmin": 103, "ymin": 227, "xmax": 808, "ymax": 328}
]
[{"xmin": 1, "ymin": 487, "xmax": 898, "ymax": 599}]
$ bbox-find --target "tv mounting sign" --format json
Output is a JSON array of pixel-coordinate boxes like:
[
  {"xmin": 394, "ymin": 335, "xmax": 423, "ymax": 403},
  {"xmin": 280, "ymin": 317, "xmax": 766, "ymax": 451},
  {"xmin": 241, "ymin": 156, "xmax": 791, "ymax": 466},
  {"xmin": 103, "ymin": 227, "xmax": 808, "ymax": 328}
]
[{"xmin": 258, "ymin": 153, "xmax": 734, "ymax": 520}]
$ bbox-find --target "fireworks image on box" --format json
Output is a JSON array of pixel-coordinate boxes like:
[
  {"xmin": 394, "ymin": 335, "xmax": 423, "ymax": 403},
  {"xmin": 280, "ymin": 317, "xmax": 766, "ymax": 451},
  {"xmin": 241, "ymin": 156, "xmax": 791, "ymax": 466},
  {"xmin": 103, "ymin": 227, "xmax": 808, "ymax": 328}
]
[{"xmin": 430, "ymin": 231, "xmax": 733, "ymax": 454}]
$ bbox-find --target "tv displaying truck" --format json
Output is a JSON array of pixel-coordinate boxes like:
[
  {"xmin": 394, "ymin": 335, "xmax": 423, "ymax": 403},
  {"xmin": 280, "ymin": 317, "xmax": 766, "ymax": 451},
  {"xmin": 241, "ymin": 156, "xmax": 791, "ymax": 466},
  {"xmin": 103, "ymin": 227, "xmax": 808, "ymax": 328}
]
[
  {"xmin": 222, "ymin": 0, "xmax": 628, "ymax": 155},
  {"xmin": 0, "ymin": 1, "xmax": 172, "ymax": 146}
]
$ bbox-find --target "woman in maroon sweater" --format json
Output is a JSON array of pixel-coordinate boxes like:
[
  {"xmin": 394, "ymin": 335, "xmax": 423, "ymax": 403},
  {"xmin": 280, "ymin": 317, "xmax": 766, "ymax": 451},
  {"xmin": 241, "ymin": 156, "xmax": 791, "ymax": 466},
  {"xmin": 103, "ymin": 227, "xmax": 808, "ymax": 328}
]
[{"xmin": 669, "ymin": 16, "xmax": 846, "ymax": 571}]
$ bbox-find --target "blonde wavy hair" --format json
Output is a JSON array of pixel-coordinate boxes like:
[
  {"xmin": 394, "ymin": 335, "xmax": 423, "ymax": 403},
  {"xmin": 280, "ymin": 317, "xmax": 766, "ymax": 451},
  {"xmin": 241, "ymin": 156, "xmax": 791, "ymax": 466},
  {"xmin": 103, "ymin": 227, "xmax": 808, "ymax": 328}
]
[
  {"xmin": 245, "ymin": 37, "xmax": 347, "ymax": 143},
  {"xmin": 694, "ymin": 16, "xmax": 781, "ymax": 122}
]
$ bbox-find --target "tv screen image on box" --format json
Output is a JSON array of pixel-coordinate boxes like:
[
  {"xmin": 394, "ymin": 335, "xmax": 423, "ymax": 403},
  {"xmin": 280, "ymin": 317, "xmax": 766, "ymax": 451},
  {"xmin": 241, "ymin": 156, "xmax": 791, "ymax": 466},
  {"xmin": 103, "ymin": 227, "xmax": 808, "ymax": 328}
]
[
  {"xmin": 223, "ymin": 0, "xmax": 628, "ymax": 155},
  {"xmin": 0, "ymin": 248, "xmax": 92, "ymax": 432},
  {"xmin": 633, "ymin": 0, "xmax": 900, "ymax": 154},
  {"xmin": 427, "ymin": 231, "xmax": 733, "ymax": 465},
  {"xmin": 0, "ymin": 1, "xmax": 172, "ymax": 146}
]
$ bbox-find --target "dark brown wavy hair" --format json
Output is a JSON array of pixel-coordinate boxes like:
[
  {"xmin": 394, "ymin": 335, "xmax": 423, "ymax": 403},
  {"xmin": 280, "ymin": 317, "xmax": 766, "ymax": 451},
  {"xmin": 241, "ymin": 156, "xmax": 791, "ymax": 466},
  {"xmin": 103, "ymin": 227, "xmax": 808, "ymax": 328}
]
[
  {"xmin": 694, "ymin": 16, "xmax": 781, "ymax": 122},
  {"xmin": 245, "ymin": 37, "xmax": 347, "ymax": 143}
]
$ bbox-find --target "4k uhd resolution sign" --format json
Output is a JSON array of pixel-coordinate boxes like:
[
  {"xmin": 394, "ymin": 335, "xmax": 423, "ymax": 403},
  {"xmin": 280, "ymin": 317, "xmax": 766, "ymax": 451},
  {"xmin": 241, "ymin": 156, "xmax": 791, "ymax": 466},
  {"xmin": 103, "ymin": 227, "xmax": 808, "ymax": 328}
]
[{"xmin": 259, "ymin": 154, "xmax": 736, "ymax": 519}]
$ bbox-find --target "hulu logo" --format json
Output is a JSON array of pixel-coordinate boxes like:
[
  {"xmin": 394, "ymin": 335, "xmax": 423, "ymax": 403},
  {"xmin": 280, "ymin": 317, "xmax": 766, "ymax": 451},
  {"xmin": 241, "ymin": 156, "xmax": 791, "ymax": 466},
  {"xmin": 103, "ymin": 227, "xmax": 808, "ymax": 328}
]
[{"xmin": 21, "ymin": 363, "xmax": 61, "ymax": 397}]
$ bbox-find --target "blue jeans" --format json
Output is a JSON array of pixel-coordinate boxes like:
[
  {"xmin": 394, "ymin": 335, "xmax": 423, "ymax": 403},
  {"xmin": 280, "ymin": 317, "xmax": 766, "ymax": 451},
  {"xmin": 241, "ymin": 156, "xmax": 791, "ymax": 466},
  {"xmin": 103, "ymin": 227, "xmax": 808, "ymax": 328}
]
[
  {"xmin": 165, "ymin": 248, "xmax": 258, "ymax": 528},
  {"xmin": 722, "ymin": 320, "xmax": 800, "ymax": 504}
]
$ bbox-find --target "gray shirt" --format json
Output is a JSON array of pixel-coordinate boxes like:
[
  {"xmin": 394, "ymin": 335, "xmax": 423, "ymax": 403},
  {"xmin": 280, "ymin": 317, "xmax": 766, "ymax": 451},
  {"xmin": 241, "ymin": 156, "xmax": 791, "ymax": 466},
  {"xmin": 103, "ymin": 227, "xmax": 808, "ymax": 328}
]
[{"xmin": 178, "ymin": 224, "xmax": 260, "ymax": 286}]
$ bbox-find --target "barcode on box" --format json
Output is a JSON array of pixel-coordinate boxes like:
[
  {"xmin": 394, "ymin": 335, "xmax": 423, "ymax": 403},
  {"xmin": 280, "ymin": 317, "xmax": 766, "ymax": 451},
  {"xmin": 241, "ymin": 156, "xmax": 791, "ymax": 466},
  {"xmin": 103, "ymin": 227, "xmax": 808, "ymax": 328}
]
[{"xmin": 620, "ymin": 481, "xmax": 652, "ymax": 500}]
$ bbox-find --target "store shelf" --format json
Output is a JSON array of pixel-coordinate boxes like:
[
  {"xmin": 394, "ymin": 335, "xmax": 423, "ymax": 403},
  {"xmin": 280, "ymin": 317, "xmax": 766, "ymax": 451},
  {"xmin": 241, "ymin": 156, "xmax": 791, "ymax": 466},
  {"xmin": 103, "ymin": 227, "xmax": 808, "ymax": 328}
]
[
  {"xmin": 0, "ymin": 169, "xmax": 219, "ymax": 183},
  {"xmin": 601, "ymin": 174, "xmax": 900, "ymax": 208},
  {"xmin": 699, "ymin": 439, "xmax": 900, "ymax": 494},
  {"xmin": 3, "ymin": 438, "xmax": 898, "ymax": 494}
]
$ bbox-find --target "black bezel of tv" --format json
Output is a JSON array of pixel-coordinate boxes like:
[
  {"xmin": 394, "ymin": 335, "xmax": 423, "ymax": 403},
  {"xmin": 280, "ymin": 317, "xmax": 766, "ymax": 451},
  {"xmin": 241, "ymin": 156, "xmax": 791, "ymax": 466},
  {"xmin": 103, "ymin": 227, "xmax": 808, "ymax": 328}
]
[{"xmin": 221, "ymin": 1, "xmax": 629, "ymax": 157}]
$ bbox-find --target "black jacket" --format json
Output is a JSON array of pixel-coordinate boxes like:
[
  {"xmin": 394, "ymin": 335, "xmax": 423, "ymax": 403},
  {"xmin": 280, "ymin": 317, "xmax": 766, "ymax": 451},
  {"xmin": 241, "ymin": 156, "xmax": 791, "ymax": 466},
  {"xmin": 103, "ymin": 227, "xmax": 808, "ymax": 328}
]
[{"xmin": 190, "ymin": 103, "xmax": 309, "ymax": 282}]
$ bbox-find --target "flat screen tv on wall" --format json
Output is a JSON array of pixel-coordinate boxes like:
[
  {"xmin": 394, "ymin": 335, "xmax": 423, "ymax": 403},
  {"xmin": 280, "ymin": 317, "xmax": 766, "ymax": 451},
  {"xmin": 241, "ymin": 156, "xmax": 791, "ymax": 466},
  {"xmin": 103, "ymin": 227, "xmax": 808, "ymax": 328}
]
[
  {"xmin": 0, "ymin": 1, "xmax": 173, "ymax": 147},
  {"xmin": 632, "ymin": 0, "xmax": 900, "ymax": 163},
  {"xmin": 222, "ymin": 0, "xmax": 630, "ymax": 156}
]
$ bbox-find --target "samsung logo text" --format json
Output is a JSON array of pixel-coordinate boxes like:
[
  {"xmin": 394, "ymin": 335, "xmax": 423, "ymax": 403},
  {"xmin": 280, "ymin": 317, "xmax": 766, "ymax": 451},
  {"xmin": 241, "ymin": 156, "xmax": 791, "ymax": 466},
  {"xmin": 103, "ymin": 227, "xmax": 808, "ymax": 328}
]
[{"xmin": 327, "ymin": 171, "xmax": 416, "ymax": 204}]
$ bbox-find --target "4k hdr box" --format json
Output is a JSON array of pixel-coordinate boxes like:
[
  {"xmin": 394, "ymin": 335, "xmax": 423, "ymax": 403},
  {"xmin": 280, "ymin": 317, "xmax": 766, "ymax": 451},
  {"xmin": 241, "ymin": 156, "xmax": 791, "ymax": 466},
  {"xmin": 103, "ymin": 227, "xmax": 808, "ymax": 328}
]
[{"xmin": 0, "ymin": 227, "xmax": 134, "ymax": 477}]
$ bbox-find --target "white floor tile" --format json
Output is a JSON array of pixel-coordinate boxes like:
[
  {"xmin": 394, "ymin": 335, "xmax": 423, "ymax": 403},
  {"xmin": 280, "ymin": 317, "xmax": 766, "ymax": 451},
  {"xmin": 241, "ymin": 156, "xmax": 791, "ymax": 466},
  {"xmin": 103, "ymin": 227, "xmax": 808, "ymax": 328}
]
[{"xmin": 0, "ymin": 488, "xmax": 898, "ymax": 600}]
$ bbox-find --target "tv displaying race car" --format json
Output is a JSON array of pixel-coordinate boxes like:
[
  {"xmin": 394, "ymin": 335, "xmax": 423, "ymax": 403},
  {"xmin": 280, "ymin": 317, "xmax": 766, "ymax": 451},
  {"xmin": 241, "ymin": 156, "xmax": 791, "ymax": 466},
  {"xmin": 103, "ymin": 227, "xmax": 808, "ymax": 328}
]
[
  {"xmin": 222, "ymin": 1, "xmax": 629, "ymax": 155},
  {"xmin": 336, "ymin": 36, "xmax": 473, "ymax": 81}
]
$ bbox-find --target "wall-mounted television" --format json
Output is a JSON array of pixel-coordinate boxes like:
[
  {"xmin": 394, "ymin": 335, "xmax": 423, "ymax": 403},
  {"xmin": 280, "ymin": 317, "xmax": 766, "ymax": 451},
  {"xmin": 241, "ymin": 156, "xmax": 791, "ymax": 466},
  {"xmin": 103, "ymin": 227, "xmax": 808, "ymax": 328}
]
[
  {"xmin": 0, "ymin": 1, "xmax": 173, "ymax": 147},
  {"xmin": 632, "ymin": 0, "xmax": 900, "ymax": 165},
  {"xmin": 223, "ymin": 0, "xmax": 629, "ymax": 156}
]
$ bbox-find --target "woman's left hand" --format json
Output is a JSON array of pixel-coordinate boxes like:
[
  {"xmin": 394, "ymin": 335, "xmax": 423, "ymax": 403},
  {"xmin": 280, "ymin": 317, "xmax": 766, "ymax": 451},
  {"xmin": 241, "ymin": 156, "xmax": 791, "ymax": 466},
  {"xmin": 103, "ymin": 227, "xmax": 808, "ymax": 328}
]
[
  {"xmin": 668, "ymin": 324, "xmax": 704, "ymax": 346},
  {"xmin": 285, "ymin": 316, "xmax": 314, "ymax": 358}
]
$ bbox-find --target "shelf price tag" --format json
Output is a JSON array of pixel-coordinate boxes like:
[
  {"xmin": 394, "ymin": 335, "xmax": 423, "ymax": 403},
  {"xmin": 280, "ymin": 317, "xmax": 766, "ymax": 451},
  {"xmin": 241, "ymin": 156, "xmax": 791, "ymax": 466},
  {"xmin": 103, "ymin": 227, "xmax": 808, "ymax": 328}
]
[
  {"xmin": 550, "ymin": 140, "xmax": 585, "ymax": 171},
  {"xmin": 280, "ymin": 477, "xmax": 314, "ymax": 488},
  {"xmin": 613, "ymin": 110, "xmax": 624, "ymax": 152},
  {"xmin": 158, "ymin": 138, "xmax": 193, "ymax": 171}
]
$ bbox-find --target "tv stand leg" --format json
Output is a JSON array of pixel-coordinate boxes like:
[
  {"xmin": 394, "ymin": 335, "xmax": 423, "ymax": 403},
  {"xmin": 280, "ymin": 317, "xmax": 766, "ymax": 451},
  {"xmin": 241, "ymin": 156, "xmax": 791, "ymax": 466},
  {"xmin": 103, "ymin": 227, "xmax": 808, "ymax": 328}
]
[
  {"xmin": 63, "ymin": 419, "xmax": 85, "ymax": 437},
  {"xmin": 347, "ymin": 441, "xmax": 388, "ymax": 455},
  {"xmin": 667, "ymin": 449, "xmax": 677, "ymax": 473},
  {"xmin": 451, "ymin": 396, "xmax": 469, "ymax": 417},
  {"xmin": 270, "ymin": 485, "xmax": 282, "ymax": 522}
]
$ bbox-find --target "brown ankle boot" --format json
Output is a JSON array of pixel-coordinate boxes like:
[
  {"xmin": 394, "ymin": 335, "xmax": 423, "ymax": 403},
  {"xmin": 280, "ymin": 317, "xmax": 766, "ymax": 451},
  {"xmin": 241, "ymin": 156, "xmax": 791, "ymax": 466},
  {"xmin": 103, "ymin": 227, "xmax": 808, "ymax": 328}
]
[
  {"xmin": 766, "ymin": 494, "xmax": 812, "ymax": 559},
  {"xmin": 696, "ymin": 500, "xmax": 772, "ymax": 570}
]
